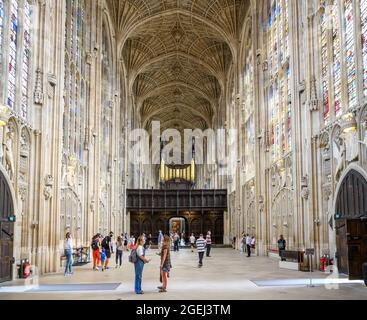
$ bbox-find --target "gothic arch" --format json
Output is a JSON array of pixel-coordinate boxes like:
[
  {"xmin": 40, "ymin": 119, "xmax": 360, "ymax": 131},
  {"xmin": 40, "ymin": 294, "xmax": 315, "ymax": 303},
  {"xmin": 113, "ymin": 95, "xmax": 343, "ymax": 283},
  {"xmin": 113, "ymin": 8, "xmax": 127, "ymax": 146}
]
[{"xmin": 333, "ymin": 164, "xmax": 367, "ymax": 220}]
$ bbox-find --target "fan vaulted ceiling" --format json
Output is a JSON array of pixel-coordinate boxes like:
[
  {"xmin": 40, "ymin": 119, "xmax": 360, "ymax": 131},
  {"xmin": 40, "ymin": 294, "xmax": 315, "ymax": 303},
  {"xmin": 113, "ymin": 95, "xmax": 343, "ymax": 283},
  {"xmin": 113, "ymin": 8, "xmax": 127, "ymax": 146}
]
[{"xmin": 106, "ymin": 0, "xmax": 249, "ymax": 131}]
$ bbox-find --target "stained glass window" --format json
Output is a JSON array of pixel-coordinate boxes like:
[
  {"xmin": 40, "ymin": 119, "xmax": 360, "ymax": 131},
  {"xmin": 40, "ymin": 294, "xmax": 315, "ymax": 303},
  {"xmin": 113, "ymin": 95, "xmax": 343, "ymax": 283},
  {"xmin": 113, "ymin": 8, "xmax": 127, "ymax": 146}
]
[
  {"xmin": 332, "ymin": 1, "xmax": 342, "ymax": 117},
  {"xmin": 63, "ymin": 0, "xmax": 86, "ymax": 162},
  {"xmin": 7, "ymin": 0, "xmax": 18, "ymax": 110},
  {"xmin": 361, "ymin": 0, "xmax": 367, "ymax": 96},
  {"xmin": 0, "ymin": 0, "xmax": 4, "ymax": 53},
  {"xmin": 343, "ymin": 0, "xmax": 357, "ymax": 108},
  {"xmin": 267, "ymin": 0, "xmax": 291, "ymax": 162},
  {"xmin": 243, "ymin": 49, "xmax": 255, "ymax": 180},
  {"xmin": 320, "ymin": 0, "xmax": 330, "ymax": 123},
  {"xmin": 21, "ymin": 1, "xmax": 32, "ymax": 119}
]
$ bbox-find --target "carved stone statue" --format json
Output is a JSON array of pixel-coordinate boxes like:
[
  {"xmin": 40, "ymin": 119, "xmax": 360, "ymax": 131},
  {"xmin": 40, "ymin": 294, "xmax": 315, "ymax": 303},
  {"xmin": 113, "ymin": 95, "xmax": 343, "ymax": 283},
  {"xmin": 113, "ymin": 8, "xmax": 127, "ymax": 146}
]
[
  {"xmin": 359, "ymin": 122, "xmax": 367, "ymax": 149},
  {"xmin": 333, "ymin": 137, "xmax": 346, "ymax": 181},
  {"xmin": 4, "ymin": 128, "xmax": 15, "ymax": 180}
]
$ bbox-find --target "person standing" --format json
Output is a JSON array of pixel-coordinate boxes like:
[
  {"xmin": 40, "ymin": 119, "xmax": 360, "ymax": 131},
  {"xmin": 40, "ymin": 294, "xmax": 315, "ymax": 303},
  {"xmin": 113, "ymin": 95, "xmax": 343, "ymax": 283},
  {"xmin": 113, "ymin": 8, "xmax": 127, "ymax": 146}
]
[
  {"xmin": 123, "ymin": 233, "xmax": 129, "ymax": 251},
  {"xmin": 246, "ymin": 234, "xmax": 252, "ymax": 257},
  {"xmin": 91, "ymin": 234, "xmax": 101, "ymax": 271},
  {"xmin": 147, "ymin": 234, "xmax": 153, "ymax": 250},
  {"xmin": 134, "ymin": 236, "xmax": 151, "ymax": 294},
  {"xmin": 158, "ymin": 230, "xmax": 163, "ymax": 251},
  {"xmin": 251, "ymin": 236, "xmax": 256, "ymax": 255},
  {"xmin": 205, "ymin": 231, "xmax": 212, "ymax": 257},
  {"xmin": 241, "ymin": 233, "xmax": 246, "ymax": 254},
  {"xmin": 102, "ymin": 232, "xmax": 114, "ymax": 270},
  {"xmin": 189, "ymin": 233, "xmax": 196, "ymax": 252},
  {"xmin": 173, "ymin": 232, "xmax": 180, "ymax": 252},
  {"xmin": 196, "ymin": 234, "xmax": 206, "ymax": 267},
  {"xmin": 129, "ymin": 235, "xmax": 135, "ymax": 251},
  {"xmin": 115, "ymin": 236, "xmax": 124, "ymax": 268},
  {"xmin": 64, "ymin": 232, "xmax": 73, "ymax": 276},
  {"xmin": 278, "ymin": 235, "xmax": 286, "ymax": 261},
  {"xmin": 158, "ymin": 235, "xmax": 172, "ymax": 293}
]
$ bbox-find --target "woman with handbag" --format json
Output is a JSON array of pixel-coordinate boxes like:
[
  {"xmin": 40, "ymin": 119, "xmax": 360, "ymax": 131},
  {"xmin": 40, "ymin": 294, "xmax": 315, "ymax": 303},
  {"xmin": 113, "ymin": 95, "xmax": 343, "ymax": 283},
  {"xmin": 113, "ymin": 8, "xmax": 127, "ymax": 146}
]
[{"xmin": 158, "ymin": 235, "xmax": 171, "ymax": 293}]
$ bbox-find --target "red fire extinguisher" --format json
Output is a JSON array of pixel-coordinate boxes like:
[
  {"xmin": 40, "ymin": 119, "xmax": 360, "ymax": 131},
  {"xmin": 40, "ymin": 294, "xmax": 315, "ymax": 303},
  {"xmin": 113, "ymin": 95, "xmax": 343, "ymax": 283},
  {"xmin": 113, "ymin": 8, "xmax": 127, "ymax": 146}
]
[
  {"xmin": 319, "ymin": 257, "xmax": 326, "ymax": 272},
  {"xmin": 23, "ymin": 260, "xmax": 31, "ymax": 279}
]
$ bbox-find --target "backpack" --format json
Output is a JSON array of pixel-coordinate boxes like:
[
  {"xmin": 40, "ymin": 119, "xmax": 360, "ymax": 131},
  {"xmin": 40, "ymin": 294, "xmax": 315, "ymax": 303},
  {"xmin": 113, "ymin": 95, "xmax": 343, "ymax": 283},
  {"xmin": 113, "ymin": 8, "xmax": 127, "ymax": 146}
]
[
  {"xmin": 91, "ymin": 239, "xmax": 99, "ymax": 251},
  {"xmin": 102, "ymin": 237, "xmax": 109, "ymax": 249},
  {"xmin": 128, "ymin": 249, "xmax": 138, "ymax": 263}
]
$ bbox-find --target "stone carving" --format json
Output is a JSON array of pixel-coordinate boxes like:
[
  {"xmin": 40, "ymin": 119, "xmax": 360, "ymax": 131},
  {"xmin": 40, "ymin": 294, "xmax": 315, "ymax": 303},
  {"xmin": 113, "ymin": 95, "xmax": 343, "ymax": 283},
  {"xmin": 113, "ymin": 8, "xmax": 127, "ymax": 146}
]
[
  {"xmin": 309, "ymin": 76, "xmax": 319, "ymax": 111},
  {"xmin": 45, "ymin": 174, "xmax": 54, "ymax": 186},
  {"xmin": 358, "ymin": 121, "xmax": 367, "ymax": 149},
  {"xmin": 301, "ymin": 175, "xmax": 309, "ymax": 200},
  {"xmin": 4, "ymin": 127, "xmax": 15, "ymax": 180},
  {"xmin": 44, "ymin": 186, "xmax": 52, "ymax": 200},
  {"xmin": 333, "ymin": 137, "xmax": 346, "ymax": 182},
  {"xmin": 34, "ymin": 68, "xmax": 44, "ymax": 105}
]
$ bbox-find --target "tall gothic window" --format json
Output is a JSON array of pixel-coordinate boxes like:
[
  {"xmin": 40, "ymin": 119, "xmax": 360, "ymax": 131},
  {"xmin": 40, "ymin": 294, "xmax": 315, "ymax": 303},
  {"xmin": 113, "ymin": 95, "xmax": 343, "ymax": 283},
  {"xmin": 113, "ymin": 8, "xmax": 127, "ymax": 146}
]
[
  {"xmin": 63, "ymin": 0, "xmax": 86, "ymax": 162},
  {"xmin": 7, "ymin": 0, "xmax": 18, "ymax": 111},
  {"xmin": 320, "ymin": 0, "xmax": 330, "ymax": 123},
  {"xmin": 267, "ymin": 0, "xmax": 292, "ymax": 163},
  {"xmin": 243, "ymin": 46, "xmax": 255, "ymax": 181},
  {"xmin": 0, "ymin": 1, "xmax": 4, "ymax": 53},
  {"xmin": 21, "ymin": 1, "xmax": 31, "ymax": 119},
  {"xmin": 320, "ymin": 0, "xmax": 366, "ymax": 123},
  {"xmin": 361, "ymin": 0, "xmax": 367, "ymax": 96},
  {"xmin": 332, "ymin": 1, "xmax": 342, "ymax": 118},
  {"xmin": 0, "ymin": 0, "xmax": 32, "ymax": 119},
  {"xmin": 344, "ymin": 0, "xmax": 357, "ymax": 108}
]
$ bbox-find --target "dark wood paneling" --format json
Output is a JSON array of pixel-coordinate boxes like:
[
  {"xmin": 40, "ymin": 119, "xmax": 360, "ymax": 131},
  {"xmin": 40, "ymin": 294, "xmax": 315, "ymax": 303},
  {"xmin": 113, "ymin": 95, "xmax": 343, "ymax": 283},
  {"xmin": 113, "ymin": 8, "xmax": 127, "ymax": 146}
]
[
  {"xmin": 0, "ymin": 171, "xmax": 14, "ymax": 283},
  {"xmin": 127, "ymin": 189, "xmax": 227, "ymax": 212},
  {"xmin": 335, "ymin": 170, "xmax": 367, "ymax": 280},
  {"xmin": 130, "ymin": 211, "xmax": 224, "ymax": 244}
]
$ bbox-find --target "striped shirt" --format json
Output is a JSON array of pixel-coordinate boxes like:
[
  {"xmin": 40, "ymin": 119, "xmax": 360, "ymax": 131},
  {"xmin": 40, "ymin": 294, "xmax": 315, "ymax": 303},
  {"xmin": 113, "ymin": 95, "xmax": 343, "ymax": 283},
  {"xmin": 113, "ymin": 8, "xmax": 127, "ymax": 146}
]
[
  {"xmin": 196, "ymin": 238, "xmax": 206, "ymax": 253},
  {"xmin": 206, "ymin": 235, "xmax": 212, "ymax": 245}
]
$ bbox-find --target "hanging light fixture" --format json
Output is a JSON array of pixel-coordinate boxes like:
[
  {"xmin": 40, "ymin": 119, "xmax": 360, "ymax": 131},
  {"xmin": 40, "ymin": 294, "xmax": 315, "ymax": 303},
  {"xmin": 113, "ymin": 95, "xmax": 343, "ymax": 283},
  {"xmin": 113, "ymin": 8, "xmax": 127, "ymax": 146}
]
[
  {"xmin": 0, "ymin": 104, "xmax": 10, "ymax": 127},
  {"xmin": 341, "ymin": 112, "xmax": 357, "ymax": 134}
]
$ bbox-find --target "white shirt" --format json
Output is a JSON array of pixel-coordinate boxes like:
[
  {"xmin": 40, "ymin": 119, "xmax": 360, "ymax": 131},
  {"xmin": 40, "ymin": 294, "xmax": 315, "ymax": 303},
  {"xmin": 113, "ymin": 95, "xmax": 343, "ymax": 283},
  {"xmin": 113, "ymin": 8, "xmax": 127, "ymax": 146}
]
[
  {"xmin": 251, "ymin": 238, "xmax": 256, "ymax": 246},
  {"xmin": 64, "ymin": 238, "xmax": 73, "ymax": 251},
  {"xmin": 190, "ymin": 236, "xmax": 195, "ymax": 244},
  {"xmin": 136, "ymin": 245, "xmax": 144, "ymax": 257},
  {"xmin": 246, "ymin": 236, "xmax": 252, "ymax": 245}
]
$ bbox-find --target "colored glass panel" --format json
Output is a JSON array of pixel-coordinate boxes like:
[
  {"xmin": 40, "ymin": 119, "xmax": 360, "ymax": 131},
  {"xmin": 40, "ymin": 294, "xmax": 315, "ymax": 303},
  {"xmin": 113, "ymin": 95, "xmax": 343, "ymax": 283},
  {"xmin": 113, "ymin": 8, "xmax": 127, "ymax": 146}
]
[
  {"xmin": 7, "ymin": 0, "xmax": 18, "ymax": 110},
  {"xmin": 0, "ymin": 0, "xmax": 4, "ymax": 54},
  {"xmin": 267, "ymin": 0, "xmax": 291, "ymax": 162},
  {"xmin": 361, "ymin": 0, "xmax": 367, "ymax": 96},
  {"xmin": 320, "ymin": 0, "xmax": 330, "ymax": 123},
  {"xmin": 332, "ymin": 2, "xmax": 342, "ymax": 117},
  {"xmin": 343, "ymin": 0, "xmax": 357, "ymax": 108},
  {"xmin": 21, "ymin": 1, "xmax": 32, "ymax": 119}
]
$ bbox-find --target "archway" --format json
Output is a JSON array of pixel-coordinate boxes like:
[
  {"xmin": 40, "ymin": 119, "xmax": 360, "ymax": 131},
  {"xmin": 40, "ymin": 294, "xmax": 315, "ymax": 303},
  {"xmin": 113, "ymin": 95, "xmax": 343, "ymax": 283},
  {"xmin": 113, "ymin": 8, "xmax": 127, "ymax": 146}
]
[
  {"xmin": 0, "ymin": 169, "xmax": 15, "ymax": 282},
  {"xmin": 169, "ymin": 217, "xmax": 187, "ymax": 236},
  {"xmin": 335, "ymin": 168, "xmax": 367, "ymax": 279}
]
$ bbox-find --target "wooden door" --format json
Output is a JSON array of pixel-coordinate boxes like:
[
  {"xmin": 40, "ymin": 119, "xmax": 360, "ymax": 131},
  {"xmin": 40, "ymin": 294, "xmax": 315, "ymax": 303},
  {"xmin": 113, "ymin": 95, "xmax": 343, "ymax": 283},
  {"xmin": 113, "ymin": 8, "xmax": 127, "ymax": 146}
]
[
  {"xmin": 336, "ymin": 219, "xmax": 348, "ymax": 275},
  {"xmin": 0, "ymin": 222, "xmax": 14, "ymax": 282},
  {"xmin": 0, "ymin": 170, "xmax": 15, "ymax": 283},
  {"xmin": 346, "ymin": 219, "xmax": 367, "ymax": 280}
]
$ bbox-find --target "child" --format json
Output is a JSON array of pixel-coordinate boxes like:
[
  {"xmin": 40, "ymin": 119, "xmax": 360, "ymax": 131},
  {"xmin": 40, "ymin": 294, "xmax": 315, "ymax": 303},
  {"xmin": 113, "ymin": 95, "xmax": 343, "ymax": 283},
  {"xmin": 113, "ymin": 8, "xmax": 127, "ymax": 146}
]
[{"xmin": 100, "ymin": 248, "xmax": 107, "ymax": 271}]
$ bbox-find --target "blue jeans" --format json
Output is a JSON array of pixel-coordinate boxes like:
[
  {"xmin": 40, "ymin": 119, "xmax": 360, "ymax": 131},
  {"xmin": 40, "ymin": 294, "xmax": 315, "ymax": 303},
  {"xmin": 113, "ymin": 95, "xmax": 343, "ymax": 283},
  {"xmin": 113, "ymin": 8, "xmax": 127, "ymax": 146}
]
[
  {"xmin": 134, "ymin": 259, "xmax": 144, "ymax": 293},
  {"xmin": 64, "ymin": 249, "xmax": 73, "ymax": 275}
]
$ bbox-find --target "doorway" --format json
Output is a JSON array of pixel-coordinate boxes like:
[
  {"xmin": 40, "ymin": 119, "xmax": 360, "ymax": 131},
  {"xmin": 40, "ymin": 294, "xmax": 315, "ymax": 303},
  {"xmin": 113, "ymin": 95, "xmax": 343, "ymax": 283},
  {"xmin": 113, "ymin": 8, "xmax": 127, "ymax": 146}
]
[
  {"xmin": 169, "ymin": 217, "xmax": 187, "ymax": 235},
  {"xmin": 335, "ymin": 169, "xmax": 367, "ymax": 280},
  {"xmin": 0, "ymin": 170, "xmax": 15, "ymax": 283}
]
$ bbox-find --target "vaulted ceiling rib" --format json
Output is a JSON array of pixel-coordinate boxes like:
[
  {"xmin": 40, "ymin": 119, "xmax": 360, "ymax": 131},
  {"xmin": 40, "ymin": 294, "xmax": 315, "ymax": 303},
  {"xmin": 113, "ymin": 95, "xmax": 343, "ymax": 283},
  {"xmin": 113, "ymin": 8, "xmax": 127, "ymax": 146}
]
[{"xmin": 107, "ymin": 0, "xmax": 247, "ymax": 135}]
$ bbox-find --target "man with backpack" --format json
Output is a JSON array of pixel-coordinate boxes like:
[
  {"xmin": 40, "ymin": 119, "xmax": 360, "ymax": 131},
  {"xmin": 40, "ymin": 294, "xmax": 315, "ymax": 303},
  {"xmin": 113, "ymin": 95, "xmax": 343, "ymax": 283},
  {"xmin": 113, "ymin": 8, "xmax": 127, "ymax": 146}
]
[
  {"xmin": 102, "ymin": 232, "xmax": 114, "ymax": 270},
  {"xmin": 91, "ymin": 234, "xmax": 101, "ymax": 271}
]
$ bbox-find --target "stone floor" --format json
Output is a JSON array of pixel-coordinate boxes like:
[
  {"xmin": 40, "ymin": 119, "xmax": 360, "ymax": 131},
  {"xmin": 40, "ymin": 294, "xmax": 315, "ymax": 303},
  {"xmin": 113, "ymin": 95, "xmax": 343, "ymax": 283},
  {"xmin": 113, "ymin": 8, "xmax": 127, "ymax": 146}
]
[{"xmin": 0, "ymin": 248, "xmax": 366, "ymax": 300}]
